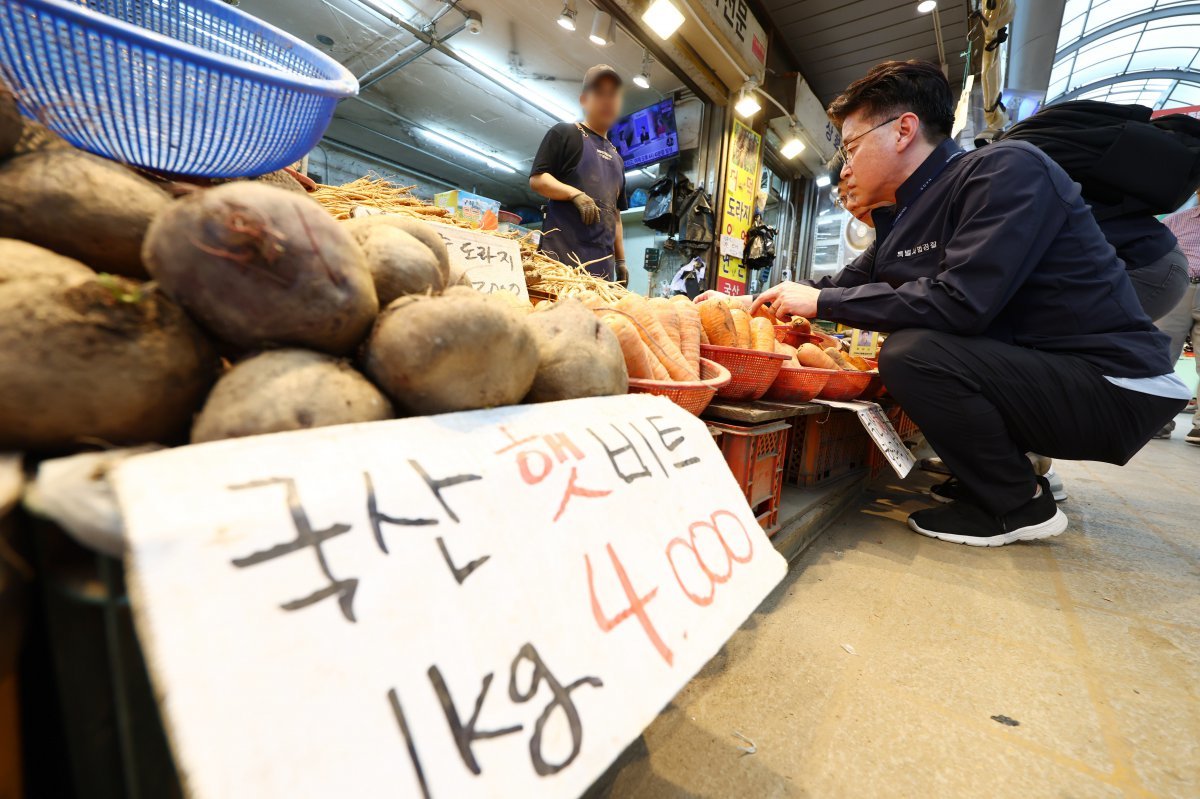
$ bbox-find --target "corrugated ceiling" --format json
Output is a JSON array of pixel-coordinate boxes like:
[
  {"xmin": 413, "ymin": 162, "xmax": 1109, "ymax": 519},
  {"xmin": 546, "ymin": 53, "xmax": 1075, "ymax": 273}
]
[{"xmin": 756, "ymin": 0, "xmax": 972, "ymax": 107}]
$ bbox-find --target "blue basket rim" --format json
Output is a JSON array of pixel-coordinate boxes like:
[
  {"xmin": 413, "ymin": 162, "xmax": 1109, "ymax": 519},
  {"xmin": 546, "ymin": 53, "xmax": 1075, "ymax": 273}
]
[{"xmin": 13, "ymin": 0, "xmax": 359, "ymax": 97}]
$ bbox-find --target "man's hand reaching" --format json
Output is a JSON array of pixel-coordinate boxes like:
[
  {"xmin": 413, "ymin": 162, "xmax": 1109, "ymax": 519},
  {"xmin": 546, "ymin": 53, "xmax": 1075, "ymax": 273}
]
[
  {"xmin": 571, "ymin": 192, "xmax": 601, "ymax": 225},
  {"xmin": 750, "ymin": 282, "xmax": 822, "ymax": 321}
]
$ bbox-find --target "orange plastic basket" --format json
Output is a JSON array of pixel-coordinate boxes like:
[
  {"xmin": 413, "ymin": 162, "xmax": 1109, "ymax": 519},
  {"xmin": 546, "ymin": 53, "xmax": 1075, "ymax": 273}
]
[
  {"xmin": 765, "ymin": 365, "xmax": 834, "ymax": 402},
  {"xmin": 627, "ymin": 357, "xmax": 731, "ymax": 416},
  {"xmin": 773, "ymin": 325, "xmax": 823, "ymax": 348},
  {"xmin": 857, "ymin": 358, "xmax": 886, "ymax": 400},
  {"xmin": 817, "ymin": 369, "xmax": 872, "ymax": 401},
  {"xmin": 700, "ymin": 344, "xmax": 789, "ymax": 401}
]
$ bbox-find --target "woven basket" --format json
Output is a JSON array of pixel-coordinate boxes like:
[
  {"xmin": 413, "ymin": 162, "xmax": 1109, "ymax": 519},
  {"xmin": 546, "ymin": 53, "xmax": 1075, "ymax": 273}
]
[
  {"xmin": 764, "ymin": 365, "xmax": 834, "ymax": 402},
  {"xmin": 627, "ymin": 358, "xmax": 731, "ymax": 416},
  {"xmin": 700, "ymin": 344, "xmax": 789, "ymax": 401},
  {"xmin": 817, "ymin": 370, "xmax": 872, "ymax": 401}
]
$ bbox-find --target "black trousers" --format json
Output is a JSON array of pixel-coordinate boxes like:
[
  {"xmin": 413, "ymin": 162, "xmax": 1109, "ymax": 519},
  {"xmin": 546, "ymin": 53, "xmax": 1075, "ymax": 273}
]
[{"xmin": 879, "ymin": 329, "xmax": 1185, "ymax": 515}]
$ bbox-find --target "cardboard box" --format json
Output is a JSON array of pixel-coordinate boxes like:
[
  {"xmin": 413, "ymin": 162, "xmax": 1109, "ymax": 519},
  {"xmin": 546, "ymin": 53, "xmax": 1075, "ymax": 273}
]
[{"xmin": 433, "ymin": 189, "xmax": 501, "ymax": 230}]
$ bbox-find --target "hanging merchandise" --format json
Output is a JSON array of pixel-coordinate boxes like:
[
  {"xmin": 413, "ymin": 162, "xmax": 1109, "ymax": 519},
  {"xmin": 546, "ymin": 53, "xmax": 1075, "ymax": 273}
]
[
  {"xmin": 669, "ymin": 256, "xmax": 706, "ymax": 298},
  {"xmin": 676, "ymin": 184, "xmax": 715, "ymax": 252},
  {"xmin": 642, "ymin": 176, "xmax": 677, "ymax": 232},
  {"xmin": 744, "ymin": 214, "xmax": 776, "ymax": 269}
]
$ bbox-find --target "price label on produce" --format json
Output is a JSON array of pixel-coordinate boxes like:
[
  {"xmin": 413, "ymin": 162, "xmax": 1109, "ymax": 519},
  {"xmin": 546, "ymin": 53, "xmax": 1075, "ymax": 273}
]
[
  {"xmin": 433, "ymin": 224, "xmax": 529, "ymax": 300},
  {"xmin": 114, "ymin": 395, "xmax": 785, "ymax": 799}
]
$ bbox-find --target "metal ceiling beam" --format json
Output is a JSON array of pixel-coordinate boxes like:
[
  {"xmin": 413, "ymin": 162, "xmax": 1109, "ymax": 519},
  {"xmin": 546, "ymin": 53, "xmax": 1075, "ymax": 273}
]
[
  {"xmin": 1054, "ymin": 4, "xmax": 1200, "ymax": 60},
  {"xmin": 358, "ymin": 17, "xmax": 470, "ymax": 91},
  {"xmin": 1052, "ymin": 69, "xmax": 1200, "ymax": 103}
]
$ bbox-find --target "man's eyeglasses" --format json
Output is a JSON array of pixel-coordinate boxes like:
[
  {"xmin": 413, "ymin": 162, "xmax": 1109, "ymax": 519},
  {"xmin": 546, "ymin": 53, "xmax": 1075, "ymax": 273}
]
[{"xmin": 836, "ymin": 115, "xmax": 900, "ymax": 166}]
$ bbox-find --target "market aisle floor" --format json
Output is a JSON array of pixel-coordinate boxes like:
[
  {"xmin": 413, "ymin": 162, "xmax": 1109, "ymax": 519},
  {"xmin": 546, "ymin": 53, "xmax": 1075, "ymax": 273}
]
[{"xmin": 601, "ymin": 421, "xmax": 1200, "ymax": 799}]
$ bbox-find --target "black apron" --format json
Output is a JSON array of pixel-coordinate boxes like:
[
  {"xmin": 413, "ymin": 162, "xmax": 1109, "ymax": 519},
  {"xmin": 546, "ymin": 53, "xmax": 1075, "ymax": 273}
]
[{"xmin": 540, "ymin": 123, "xmax": 625, "ymax": 280}]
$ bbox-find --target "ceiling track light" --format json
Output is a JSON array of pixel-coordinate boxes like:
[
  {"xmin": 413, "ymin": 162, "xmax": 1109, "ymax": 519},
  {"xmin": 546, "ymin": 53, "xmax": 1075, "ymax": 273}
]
[
  {"xmin": 557, "ymin": 0, "xmax": 577, "ymax": 31},
  {"xmin": 413, "ymin": 127, "xmax": 518, "ymax": 173},
  {"xmin": 781, "ymin": 126, "xmax": 805, "ymax": 160},
  {"xmin": 917, "ymin": 0, "xmax": 937, "ymax": 12},
  {"xmin": 633, "ymin": 50, "xmax": 652, "ymax": 89},
  {"xmin": 589, "ymin": 9, "xmax": 616, "ymax": 46},
  {"xmin": 642, "ymin": 0, "xmax": 685, "ymax": 40}
]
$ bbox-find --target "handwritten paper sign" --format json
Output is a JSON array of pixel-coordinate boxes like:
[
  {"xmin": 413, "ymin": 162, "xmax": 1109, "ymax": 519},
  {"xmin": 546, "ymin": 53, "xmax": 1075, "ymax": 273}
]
[
  {"xmin": 113, "ymin": 395, "xmax": 785, "ymax": 799},
  {"xmin": 815, "ymin": 400, "xmax": 916, "ymax": 478},
  {"xmin": 433, "ymin": 224, "xmax": 528, "ymax": 300}
]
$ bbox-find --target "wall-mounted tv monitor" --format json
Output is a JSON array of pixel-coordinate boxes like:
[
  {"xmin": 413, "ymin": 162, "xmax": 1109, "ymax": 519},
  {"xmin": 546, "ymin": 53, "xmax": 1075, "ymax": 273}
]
[{"xmin": 610, "ymin": 98, "xmax": 679, "ymax": 169}]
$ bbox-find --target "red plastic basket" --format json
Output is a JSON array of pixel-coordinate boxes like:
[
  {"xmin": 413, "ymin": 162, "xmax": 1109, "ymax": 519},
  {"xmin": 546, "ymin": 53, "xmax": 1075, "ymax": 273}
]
[
  {"xmin": 857, "ymin": 358, "xmax": 886, "ymax": 400},
  {"xmin": 627, "ymin": 357, "xmax": 731, "ymax": 416},
  {"xmin": 773, "ymin": 325, "xmax": 823, "ymax": 348},
  {"xmin": 764, "ymin": 365, "xmax": 833, "ymax": 402},
  {"xmin": 700, "ymin": 344, "xmax": 789, "ymax": 401},
  {"xmin": 817, "ymin": 369, "xmax": 872, "ymax": 401}
]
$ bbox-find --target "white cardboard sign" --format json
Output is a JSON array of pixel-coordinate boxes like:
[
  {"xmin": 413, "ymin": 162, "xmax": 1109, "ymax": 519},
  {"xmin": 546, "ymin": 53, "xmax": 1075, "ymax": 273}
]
[
  {"xmin": 114, "ymin": 395, "xmax": 785, "ymax": 799},
  {"xmin": 432, "ymin": 224, "xmax": 529, "ymax": 300},
  {"xmin": 815, "ymin": 399, "xmax": 916, "ymax": 478}
]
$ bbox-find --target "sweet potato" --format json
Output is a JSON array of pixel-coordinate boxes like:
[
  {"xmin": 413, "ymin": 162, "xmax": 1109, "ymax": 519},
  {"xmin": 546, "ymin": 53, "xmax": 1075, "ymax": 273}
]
[
  {"xmin": 0, "ymin": 83, "xmax": 20, "ymax": 161},
  {"xmin": 525, "ymin": 299, "xmax": 627, "ymax": 402},
  {"xmin": 143, "ymin": 182, "xmax": 378, "ymax": 354},
  {"xmin": 0, "ymin": 149, "xmax": 170, "ymax": 277},
  {"xmin": 0, "ymin": 265, "xmax": 217, "ymax": 450},
  {"xmin": 191, "ymin": 350, "xmax": 393, "ymax": 443},
  {"xmin": 343, "ymin": 216, "xmax": 447, "ymax": 304},
  {"xmin": 797, "ymin": 343, "xmax": 838, "ymax": 369},
  {"xmin": 699, "ymin": 297, "xmax": 736, "ymax": 346},
  {"xmin": 363, "ymin": 286, "xmax": 538, "ymax": 414},
  {"xmin": 824, "ymin": 346, "xmax": 857, "ymax": 371}
]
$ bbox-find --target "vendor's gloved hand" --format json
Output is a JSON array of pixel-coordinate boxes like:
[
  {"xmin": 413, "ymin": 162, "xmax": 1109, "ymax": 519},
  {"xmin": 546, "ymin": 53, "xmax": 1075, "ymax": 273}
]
[
  {"xmin": 571, "ymin": 191, "xmax": 601, "ymax": 225},
  {"xmin": 615, "ymin": 259, "xmax": 628, "ymax": 286}
]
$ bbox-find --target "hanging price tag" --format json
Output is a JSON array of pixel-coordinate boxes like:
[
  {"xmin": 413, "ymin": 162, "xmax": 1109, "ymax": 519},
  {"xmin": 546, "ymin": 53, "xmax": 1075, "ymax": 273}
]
[{"xmin": 815, "ymin": 400, "xmax": 916, "ymax": 478}]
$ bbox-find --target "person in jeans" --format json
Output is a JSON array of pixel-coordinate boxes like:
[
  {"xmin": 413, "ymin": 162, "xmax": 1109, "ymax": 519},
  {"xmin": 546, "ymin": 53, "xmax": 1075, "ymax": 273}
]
[
  {"xmin": 1158, "ymin": 195, "xmax": 1200, "ymax": 444},
  {"xmin": 746, "ymin": 60, "xmax": 1188, "ymax": 546}
]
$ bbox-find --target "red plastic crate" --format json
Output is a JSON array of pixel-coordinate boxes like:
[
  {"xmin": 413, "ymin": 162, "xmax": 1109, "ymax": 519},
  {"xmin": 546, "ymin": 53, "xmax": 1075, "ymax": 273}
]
[
  {"xmin": 784, "ymin": 409, "xmax": 872, "ymax": 487},
  {"xmin": 709, "ymin": 420, "xmax": 790, "ymax": 536}
]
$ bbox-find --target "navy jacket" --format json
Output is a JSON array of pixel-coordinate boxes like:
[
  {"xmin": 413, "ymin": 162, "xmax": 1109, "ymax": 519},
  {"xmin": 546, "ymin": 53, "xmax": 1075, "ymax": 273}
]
[{"xmin": 811, "ymin": 139, "xmax": 1173, "ymax": 378}]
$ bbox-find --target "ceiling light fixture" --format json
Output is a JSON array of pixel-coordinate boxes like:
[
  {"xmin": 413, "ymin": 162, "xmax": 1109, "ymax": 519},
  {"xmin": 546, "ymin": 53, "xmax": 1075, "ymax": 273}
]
[
  {"xmin": 557, "ymin": 0, "xmax": 577, "ymax": 31},
  {"xmin": 633, "ymin": 50, "xmax": 652, "ymax": 89},
  {"xmin": 413, "ymin": 127, "xmax": 518, "ymax": 173},
  {"xmin": 815, "ymin": 174, "xmax": 832, "ymax": 188},
  {"xmin": 734, "ymin": 83, "xmax": 761, "ymax": 117},
  {"xmin": 781, "ymin": 128, "xmax": 805, "ymax": 159},
  {"xmin": 642, "ymin": 0, "xmax": 685, "ymax": 40},
  {"xmin": 589, "ymin": 10, "xmax": 616, "ymax": 46},
  {"xmin": 916, "ymin": 0, "xmax": 937, "ymax": 12},
  {"xmin": 455, "ymin": 49, "xmax": 577, "ymax": 122}
]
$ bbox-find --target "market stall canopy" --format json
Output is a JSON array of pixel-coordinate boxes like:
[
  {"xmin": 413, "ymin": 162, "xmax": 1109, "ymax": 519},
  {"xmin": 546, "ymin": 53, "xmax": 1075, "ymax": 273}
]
[
  {"xmin": 237, "ymin": 0, "xmax": 685, "ymax": 206},
  {"xmin": 755, "ymin": 0, "xmax": 971, "ymax": 106}
]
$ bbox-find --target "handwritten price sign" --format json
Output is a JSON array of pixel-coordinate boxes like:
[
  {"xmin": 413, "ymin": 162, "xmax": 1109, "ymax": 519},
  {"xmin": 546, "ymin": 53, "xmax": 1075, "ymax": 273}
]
[
  {"xmin": 434, "ymin": 224, "xmax": 529, "ymax": 300},
  {"xmin": 114, "ymin": 395, "xmax": 785, "ymax": 799}
]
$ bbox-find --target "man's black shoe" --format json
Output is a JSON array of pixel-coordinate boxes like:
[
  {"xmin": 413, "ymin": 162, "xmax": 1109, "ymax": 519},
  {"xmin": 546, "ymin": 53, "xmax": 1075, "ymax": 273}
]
[
  {"xmin": 908, "ymin": 478, "xmax": 1067, "ymax": 546},
  {"xmin": 929, "ymin": 478, "xmax": 966, "ymax": 504}
]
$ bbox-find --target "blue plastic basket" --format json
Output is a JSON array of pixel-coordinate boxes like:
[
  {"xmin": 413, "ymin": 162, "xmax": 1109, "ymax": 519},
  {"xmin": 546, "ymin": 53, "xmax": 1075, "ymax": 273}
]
[{"xmin": 0, "ymin": 0, "xmax": 358, "ymax": 177}]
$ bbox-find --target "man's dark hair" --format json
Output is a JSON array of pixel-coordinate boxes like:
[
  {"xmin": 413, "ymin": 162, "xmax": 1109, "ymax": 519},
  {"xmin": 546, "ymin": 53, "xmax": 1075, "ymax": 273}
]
[{"xmin": 827, "ymin": 60, "xmax": 953, "ymax": 141}]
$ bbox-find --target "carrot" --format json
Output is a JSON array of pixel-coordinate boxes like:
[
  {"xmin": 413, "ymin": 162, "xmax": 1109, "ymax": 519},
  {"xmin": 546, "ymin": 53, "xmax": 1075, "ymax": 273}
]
[
  {"xmin": 670, "ymin": 296, "xmax": 702, "ymax": 375},
  {"xmin": 749, "ymin": 316, "xmax": 775, "ymax": 352},
  {"xmin": 648, "ymin": 297, "xmax": 682, "ymax": 353},
  {"xmin": 615, "ymin": 295, "xmax": 696, "ymax": 380},
  {"xmin": 730, "ymin": 308, "xmax": 752, "ymax": 349},
  {"xmin": 775, "ymin": 342, "xmax": 797, "ymax": 359},
  {"xmin": 700, "ymin": 324, "xmax": 710, "ymax": 345},
  {"xmin": 573, "ymin": 290, "xmax": 605, "ymax": 311},
  {"xmin": 844, "ymin": 352, "xmax": 872, "ymax": 371},
  {"xmin": 752, "ymin": 304, "xmax": 778, "ymax": 325},
  {"xmin": 602, "ymin": 314, "xmax": 665, "ymax": 380},
  {"xmin": 699, "ymin": 298, "xmax": 736, "ymax": 346}
]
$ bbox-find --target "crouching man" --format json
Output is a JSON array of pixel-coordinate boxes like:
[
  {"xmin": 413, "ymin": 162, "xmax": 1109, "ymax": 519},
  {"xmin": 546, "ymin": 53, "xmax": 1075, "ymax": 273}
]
[{"xmin": 752, "ymin": 61, "xmax": 1188, "ymax": 546}]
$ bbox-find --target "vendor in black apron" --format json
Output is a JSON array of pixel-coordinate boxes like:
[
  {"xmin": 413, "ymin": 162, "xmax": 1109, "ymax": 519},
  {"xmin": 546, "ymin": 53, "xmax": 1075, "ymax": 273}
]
[{"xmin": 530, "ymin": 64, "xmax": 629, "ymax": 285}]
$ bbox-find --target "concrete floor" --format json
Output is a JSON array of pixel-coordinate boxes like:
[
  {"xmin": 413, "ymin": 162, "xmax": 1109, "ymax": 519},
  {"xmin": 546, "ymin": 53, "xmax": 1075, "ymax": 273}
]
[{"xmin": 602, "ymin": 419, "xmax": 1200, "ymax": 798}]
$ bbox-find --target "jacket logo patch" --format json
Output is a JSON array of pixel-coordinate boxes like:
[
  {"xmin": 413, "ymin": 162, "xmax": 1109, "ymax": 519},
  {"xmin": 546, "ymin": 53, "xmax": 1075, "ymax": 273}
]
[{"xmin": 896, "ymin": 241, "xmax": 937, "ymax": 258}]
